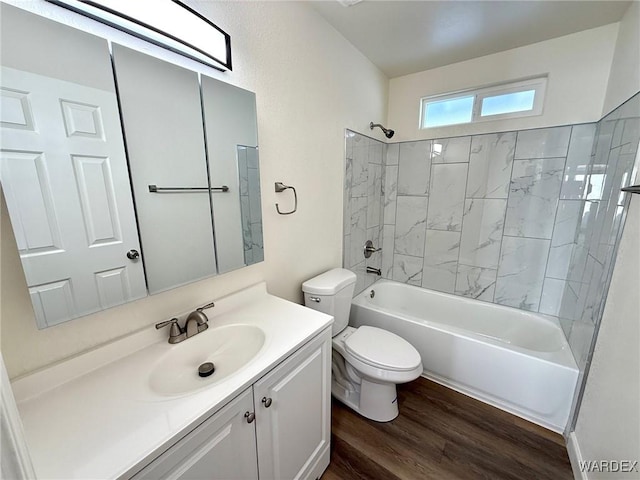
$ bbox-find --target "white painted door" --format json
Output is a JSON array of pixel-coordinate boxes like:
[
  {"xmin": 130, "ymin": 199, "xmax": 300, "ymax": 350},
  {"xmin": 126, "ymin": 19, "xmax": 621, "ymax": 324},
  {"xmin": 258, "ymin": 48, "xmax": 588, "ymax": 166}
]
[
  {"xmin": 0, "ymin": 67, "xmax": 146, "ymax": 328},
  {"xmin": 131, "ymin": 387, "xmax": 259, "ymax": 480},
  {"xmin": 253, "ymin": 331, "xmax": 332, "ymax": 480}
]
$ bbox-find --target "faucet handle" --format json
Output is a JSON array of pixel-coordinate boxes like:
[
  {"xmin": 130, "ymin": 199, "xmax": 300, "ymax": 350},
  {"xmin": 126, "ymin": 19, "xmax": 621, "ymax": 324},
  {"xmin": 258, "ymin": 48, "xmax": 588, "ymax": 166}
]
[
  {"xmin": 155, "ymin": 318, "xmax": 184, "ymax": 343},
  {"xmin": 155, "ymin": 317, "xmax": 179, "ymax": 329},
  {"xmin": 197, "ymin": 301, "xmax": 215, "ymax": 311}
]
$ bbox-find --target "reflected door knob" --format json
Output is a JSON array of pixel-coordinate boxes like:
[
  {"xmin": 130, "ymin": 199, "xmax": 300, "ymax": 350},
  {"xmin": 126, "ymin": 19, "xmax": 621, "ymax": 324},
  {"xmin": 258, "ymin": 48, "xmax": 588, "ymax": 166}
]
[{"xmin": 126, "ymin": 249, "xmax": 140, "ymax": 260}]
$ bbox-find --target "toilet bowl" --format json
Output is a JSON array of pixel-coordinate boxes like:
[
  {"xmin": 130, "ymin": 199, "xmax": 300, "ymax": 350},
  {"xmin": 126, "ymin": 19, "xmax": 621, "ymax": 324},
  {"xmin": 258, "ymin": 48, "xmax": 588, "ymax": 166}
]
[{"xmin": 303, "ymin": 268, "xmax": 422, "ymax": 422}]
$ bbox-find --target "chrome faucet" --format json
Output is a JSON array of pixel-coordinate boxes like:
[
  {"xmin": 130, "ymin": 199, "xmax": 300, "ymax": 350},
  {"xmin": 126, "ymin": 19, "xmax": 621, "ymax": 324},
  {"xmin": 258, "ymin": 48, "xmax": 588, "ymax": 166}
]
[{"xmin": 156, "ymin": 301, "xmax": 215, "ymax": 344}]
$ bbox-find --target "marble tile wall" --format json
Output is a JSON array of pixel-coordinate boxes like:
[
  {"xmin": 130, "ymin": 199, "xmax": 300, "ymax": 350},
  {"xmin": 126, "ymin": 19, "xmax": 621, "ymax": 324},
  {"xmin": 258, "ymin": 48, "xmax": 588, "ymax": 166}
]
[
  {"xmin": 238, "ymin": 146, "xmax": 263, "ymax": 264},
  {"xmin": 344, "ymin": 131, "xmax": 385, "ymax": 294},
  {"xmin": 343, "ymin": 93, "xmax": 638, "ymax": 359},
  {"xmin": 376, "ymin": 125, "xmax": 585, "ymax": 315},
  {"xmin": 557, "ymin": 93, "xmax": 640, "ymax": 372}
]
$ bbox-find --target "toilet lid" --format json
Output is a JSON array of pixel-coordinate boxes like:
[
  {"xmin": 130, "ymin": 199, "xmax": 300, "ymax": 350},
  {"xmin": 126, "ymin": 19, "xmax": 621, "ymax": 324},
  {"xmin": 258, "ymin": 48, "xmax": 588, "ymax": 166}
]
[{"xmin": 345, "ymin": 326, "xmax": 421, "ymax": 372}]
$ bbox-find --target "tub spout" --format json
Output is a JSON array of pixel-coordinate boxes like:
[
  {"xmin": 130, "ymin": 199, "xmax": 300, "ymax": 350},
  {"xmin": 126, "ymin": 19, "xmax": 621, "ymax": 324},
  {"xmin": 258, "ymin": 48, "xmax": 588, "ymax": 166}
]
[{"xmin": 366, "ymin": 266, "xmax": 381, "ymax": 276}]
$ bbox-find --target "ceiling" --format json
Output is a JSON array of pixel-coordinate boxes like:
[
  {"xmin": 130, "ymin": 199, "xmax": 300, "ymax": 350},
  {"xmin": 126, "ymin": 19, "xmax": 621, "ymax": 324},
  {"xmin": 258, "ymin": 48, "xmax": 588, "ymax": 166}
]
[{"xmin": 309, "ymin": 1, "xmax": 632, "ymax": 78}]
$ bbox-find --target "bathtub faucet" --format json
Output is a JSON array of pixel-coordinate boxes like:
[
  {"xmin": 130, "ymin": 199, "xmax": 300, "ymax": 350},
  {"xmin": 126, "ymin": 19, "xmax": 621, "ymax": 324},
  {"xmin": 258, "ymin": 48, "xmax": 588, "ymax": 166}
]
[
  {"xmin": 366, "ymin": 266, "xmax": 381, "ymax": 276},
  {"xmin": 364, "ymin": 240, "xmax": 381, "ymax": 259}
]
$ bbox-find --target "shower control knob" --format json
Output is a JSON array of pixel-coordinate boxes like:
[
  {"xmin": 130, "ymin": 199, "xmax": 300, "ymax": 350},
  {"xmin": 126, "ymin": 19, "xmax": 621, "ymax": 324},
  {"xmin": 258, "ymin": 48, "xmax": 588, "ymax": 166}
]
[
  {"xmin": 363, "ymin": 240, "xmax": 381, "ymax": 258},
  {"xmin": 126, "ymin": 249, "xmax": 140, "ymax": 260}
]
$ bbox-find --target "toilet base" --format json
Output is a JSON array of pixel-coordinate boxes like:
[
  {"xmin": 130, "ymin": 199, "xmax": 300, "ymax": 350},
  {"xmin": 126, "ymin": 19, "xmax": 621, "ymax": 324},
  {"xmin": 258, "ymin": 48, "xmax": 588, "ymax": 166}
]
[{"xmin": 331, "ymin": 378, "xmax": 399, "ymax": 422}]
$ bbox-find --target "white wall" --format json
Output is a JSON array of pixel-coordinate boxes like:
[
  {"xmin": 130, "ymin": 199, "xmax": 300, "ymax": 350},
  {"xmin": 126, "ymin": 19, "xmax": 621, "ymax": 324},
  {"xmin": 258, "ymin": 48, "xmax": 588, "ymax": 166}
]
[
  {"xmin": 0, "ymin": 0, "xmax": 388, "ymax": 378},
  {"xmin": 571, "ymin": 3, "xmax": 640, "ymax": 478},
  {"xmin": 388, "ymin": 24, "xmax": 618, "ymax": 141},
  {"xmin": 602, "ymin": 1, "xmax": 640, "ymax": 116}
]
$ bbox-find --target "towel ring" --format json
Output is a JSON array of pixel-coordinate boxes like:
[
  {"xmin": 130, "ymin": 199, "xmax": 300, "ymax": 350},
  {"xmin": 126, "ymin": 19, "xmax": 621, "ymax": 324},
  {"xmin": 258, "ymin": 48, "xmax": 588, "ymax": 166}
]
[{"xmin": 275, "ymin": 182, "xmax": 297, "ymax": 215}]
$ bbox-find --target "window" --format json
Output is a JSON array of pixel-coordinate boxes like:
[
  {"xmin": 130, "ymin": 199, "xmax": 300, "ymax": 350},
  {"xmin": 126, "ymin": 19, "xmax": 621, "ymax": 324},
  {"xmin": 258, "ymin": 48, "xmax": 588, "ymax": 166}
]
[{"xmin": 420, "ymin": 77, "xmax": 547, "ymax": 129}]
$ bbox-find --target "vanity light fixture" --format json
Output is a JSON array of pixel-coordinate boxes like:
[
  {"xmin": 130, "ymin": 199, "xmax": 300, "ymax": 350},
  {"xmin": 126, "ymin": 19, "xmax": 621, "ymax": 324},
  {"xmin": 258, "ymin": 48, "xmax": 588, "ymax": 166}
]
[{"xmin": 46, "ymin": 0, "xmax": 232, "ymax": 71}]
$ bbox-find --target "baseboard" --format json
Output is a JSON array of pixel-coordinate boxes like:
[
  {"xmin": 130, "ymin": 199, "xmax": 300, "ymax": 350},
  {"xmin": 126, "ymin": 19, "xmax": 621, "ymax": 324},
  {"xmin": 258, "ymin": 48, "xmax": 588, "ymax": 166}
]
[{"xmin": 567, "ymin": 432, "xmax": 588, "ymax": 480}]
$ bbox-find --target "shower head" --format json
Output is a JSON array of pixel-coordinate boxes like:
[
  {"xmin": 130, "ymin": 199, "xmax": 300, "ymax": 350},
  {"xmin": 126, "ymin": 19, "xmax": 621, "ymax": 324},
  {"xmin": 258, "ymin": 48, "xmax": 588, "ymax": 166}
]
[{"xmin": 370, "ymin": 122, "xmax": 395, "ymax": 139}]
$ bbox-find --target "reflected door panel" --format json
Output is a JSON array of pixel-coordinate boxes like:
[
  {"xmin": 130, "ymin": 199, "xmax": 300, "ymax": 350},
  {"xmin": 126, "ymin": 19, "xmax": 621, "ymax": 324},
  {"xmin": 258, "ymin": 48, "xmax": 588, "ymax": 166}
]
[{"xmin": 0, "ymin": 67, "xmax": 146, "ymax": 328}]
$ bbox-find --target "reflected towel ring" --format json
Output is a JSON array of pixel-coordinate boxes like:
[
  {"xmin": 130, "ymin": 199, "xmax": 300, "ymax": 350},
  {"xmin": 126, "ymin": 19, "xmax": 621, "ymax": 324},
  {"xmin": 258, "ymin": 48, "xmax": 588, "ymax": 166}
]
[{"xmin": 275, "ymin": 182, "xmax": 297, "ymax": 215}]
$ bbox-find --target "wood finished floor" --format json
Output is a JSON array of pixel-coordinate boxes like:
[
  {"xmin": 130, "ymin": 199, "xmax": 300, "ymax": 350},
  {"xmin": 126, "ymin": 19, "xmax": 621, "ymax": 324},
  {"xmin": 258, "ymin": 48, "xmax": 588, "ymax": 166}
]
[{"xmin": 322, "ymin": 377, "xmax": 573, "ymax": 480}]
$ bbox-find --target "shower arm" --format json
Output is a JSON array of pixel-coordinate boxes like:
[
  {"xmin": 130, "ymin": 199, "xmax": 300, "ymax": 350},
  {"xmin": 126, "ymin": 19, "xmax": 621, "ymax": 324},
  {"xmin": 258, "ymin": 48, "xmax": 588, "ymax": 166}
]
[{"xmin": 369, "ymin": 122, "xmax": 395, "ymax": 139}]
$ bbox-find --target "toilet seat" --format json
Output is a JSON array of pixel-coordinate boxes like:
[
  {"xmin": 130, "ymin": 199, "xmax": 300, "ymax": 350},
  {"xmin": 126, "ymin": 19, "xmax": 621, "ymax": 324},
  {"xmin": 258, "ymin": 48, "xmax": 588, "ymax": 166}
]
[{"xmin": 344, "ymin": 326, "xmax": 421, "ymax": 372}]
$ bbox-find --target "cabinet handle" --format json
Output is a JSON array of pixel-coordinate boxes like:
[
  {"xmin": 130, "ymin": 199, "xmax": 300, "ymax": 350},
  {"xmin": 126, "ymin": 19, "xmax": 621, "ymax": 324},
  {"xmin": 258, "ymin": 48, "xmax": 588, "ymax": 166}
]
[
  {"xmin": 261, "ymin": 397, "xmax": 273, "ymax": 408},
  {"xmin": 244, "ymin": 411, "xmax": 255, "ymax": 423}
]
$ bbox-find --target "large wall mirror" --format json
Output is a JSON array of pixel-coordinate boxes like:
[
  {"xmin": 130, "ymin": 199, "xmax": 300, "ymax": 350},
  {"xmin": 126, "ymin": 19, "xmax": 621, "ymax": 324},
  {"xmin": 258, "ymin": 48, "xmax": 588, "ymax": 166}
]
[{"xmin": 0, "ymin": 4, "xmax": 263, "ymax": 329}]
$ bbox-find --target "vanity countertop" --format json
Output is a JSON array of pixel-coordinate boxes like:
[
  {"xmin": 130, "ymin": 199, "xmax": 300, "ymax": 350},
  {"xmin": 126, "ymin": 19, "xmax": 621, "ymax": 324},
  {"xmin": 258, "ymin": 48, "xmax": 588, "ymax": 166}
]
[{"xmin": 11, "ymin": 283, "xmax": 333, "ymax": 479}]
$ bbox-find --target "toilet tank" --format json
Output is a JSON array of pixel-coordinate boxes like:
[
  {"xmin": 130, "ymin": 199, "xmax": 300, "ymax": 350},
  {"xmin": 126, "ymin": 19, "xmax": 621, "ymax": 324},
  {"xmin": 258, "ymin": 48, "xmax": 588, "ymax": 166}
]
[{"xmin": 302, "ymin": 268, "xmax": 357, "ymax": 336}]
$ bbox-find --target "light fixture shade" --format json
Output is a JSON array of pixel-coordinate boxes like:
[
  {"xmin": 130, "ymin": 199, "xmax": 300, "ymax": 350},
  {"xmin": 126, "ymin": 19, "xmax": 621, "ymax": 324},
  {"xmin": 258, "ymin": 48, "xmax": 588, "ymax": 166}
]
[{"xmin": 46, "ymin": 0, "xmax": 232, "ymax": 71}]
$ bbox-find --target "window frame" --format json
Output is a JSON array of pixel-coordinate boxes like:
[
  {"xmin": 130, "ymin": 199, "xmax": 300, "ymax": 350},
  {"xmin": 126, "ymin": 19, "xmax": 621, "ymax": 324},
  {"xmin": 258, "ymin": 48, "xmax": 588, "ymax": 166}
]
[{"xmin": 420, "ymin": 76, "xmax": 548, "ymax": 129}]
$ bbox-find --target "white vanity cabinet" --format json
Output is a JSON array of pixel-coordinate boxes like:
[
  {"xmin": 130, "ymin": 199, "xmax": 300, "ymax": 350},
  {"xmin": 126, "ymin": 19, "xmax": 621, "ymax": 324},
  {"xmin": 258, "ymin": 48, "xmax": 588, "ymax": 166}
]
[
  {"xmin": 132, "ymin": 329, "xmax": 331, "ymax": 480},
  {"xmin": 131, "ymin": 388, "xmax": 258, "ymax": 480},
  {"xmin": 253, "ymin": 328, "xmax": 332, "ymax": 480}
]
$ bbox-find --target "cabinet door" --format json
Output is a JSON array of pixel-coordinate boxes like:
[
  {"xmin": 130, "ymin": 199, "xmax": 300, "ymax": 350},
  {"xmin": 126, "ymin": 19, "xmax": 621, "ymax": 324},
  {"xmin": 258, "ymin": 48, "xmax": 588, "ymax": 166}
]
[
  {"xmin": 253, "ymin": 330, "xmax": 332, "ymax": 480},
  {"xmin": 112, "ymin": 44, "xmax": 217, "ymax": 294},
  {"xmin": 132, "ymin": 388, "xmax": 258, "ymax": 480}
]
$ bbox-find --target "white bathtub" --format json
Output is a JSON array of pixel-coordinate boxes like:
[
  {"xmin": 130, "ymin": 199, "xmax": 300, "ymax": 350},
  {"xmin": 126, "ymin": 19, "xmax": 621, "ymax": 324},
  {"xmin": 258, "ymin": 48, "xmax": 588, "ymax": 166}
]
[{"xmin": 350, "ymin": 279, "xmax": 579, "ymax": 433}]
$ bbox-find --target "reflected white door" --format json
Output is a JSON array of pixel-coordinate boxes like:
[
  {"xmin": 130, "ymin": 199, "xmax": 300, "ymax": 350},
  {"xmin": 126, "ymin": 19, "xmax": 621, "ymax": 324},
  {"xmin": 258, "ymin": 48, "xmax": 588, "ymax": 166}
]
[{"xmin": 0, "ymin": 67, "xmax": 146, "ymax": 328}]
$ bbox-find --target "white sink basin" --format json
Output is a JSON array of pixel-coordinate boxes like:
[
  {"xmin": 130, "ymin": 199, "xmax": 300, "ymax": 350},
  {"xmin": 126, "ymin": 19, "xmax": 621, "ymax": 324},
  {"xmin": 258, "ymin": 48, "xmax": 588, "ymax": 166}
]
[{"xmin": 149, "ymin": 324, "xmax": 265, "ymax": 396}]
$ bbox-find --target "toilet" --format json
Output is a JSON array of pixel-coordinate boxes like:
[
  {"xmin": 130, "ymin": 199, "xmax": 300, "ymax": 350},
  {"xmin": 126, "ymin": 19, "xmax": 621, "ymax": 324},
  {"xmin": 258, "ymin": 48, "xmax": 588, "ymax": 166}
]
[{"xmin": 303, "ymin": 268, "xmax": 422, "ymax": 422}]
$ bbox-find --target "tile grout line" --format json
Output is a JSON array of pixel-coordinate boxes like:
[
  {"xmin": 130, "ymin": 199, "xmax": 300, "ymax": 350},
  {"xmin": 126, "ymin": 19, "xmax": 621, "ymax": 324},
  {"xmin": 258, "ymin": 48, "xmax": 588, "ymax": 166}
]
[
  {"xmin": 494, "ymin": 132, "xmax": 518, "ymax": 305},
  {"xmin": 420, "ymin": 140, "xmax": 432, "ymax": 283},
  {"xmin": 423, "ymin": 140, "xmax": 437, "ymax": 285},
  {"xmin": 390, "ymin": 144, "xmax": 400, "ymax": 281},
  {"xmin": 539, "ymin": 126, "xmax": 576, "ymax": 315},
  {"xmin": 450, "ymin": 138, "xmax": 473, "ymax": 296}
]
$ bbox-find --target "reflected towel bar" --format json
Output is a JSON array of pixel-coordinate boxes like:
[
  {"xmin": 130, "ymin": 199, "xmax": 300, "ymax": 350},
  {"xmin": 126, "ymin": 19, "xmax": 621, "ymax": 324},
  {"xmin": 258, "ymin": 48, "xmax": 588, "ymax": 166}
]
[
  {"xmin": 621, "ymin": 185, "xmax": 640, "ymax": 194},
  {"xmin": 148, "ymin": 184, "xmax": 229, "ymax": 193}
]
